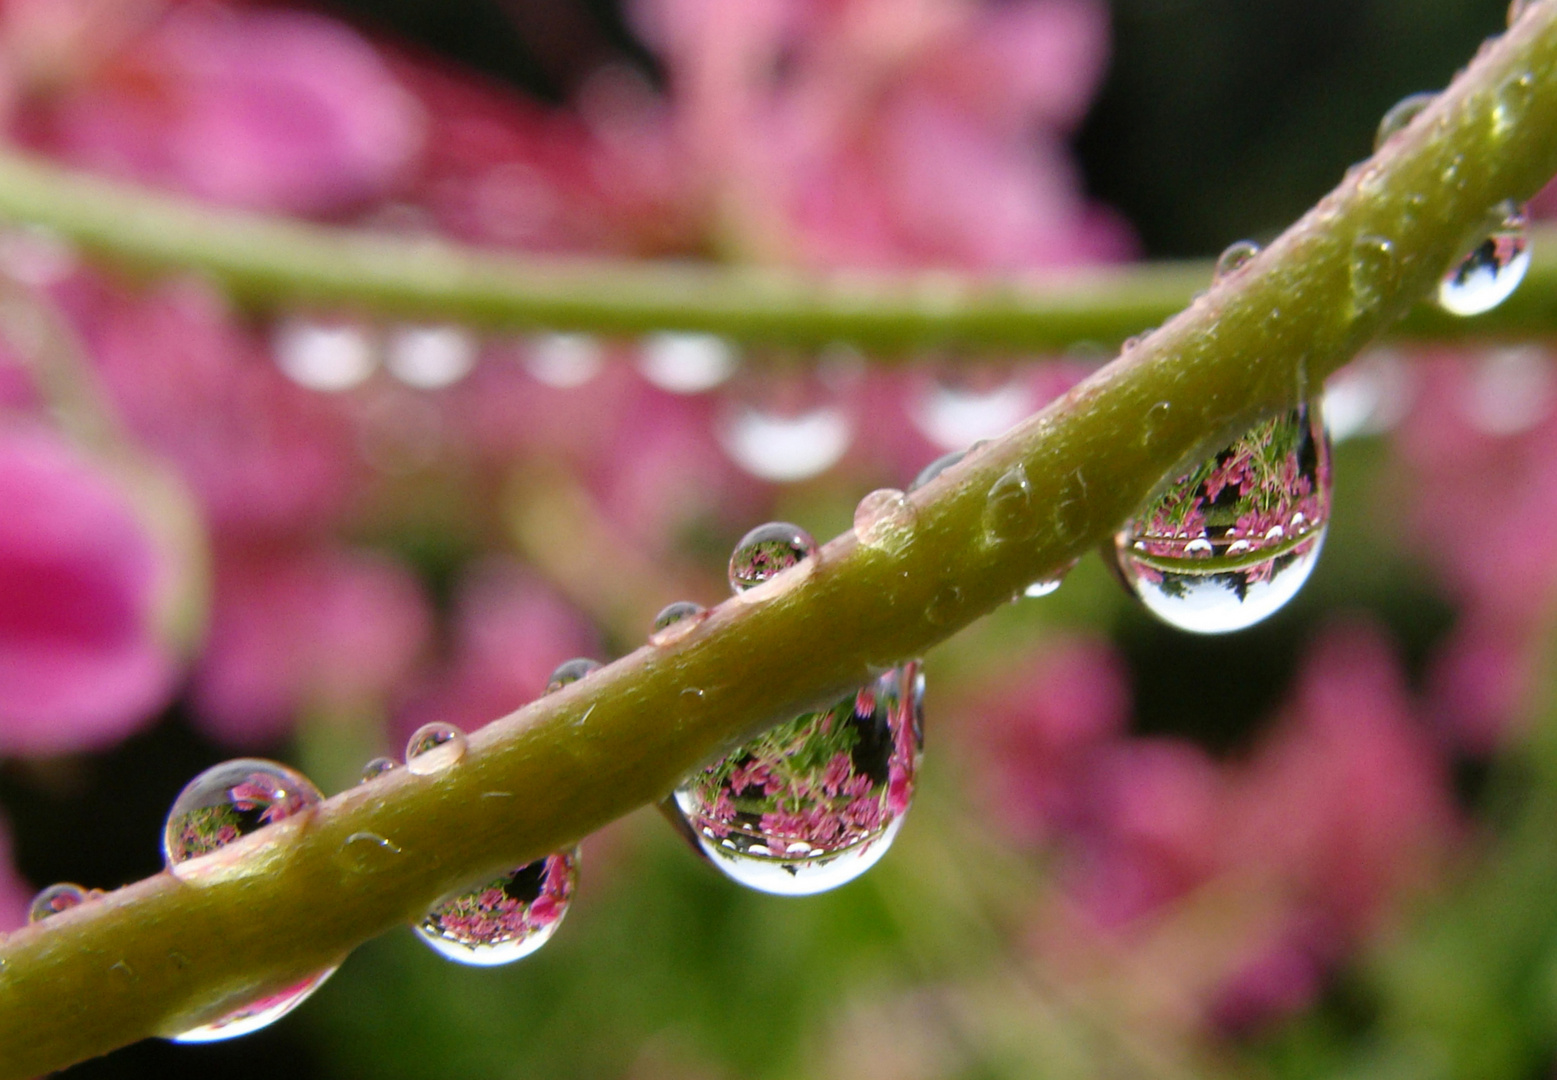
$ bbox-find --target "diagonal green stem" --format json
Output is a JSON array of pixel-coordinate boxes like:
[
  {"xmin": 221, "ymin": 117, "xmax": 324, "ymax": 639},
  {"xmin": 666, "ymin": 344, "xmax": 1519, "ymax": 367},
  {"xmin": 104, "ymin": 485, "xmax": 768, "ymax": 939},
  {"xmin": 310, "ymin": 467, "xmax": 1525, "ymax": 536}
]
[
  {"xmin": 0, "ymin": 138, "xmax": 1550, "ymax": 353},
  {"xmin": 3, "ymin": 9, "xmax": 1557, "ymax": 1077}
]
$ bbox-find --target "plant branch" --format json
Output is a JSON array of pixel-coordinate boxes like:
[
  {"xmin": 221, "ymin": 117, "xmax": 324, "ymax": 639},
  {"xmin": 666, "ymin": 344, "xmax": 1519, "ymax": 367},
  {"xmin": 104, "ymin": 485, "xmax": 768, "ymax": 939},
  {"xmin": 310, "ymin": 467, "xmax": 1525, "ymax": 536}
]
[
  {"xmin": 0, "ymin": 140, "xmax": 1550, "ymax": 353},
  {"xmin": 4, "ymin": 10, "xmax": 1557, "ymax": 1077}
]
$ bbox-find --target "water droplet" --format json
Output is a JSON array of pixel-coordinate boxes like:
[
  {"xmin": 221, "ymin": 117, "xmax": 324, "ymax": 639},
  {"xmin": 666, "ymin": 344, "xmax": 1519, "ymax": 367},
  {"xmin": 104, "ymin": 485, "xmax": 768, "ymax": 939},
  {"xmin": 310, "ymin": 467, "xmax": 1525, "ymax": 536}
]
[
  {"xmin": 336, "ymin": 831, "xmax": 403, "ymax": 875},
  {"xmin": 1348, "ymin": 234, "xmax": 1398, "ymax": 320},
  {"xmin": 854, "ymin": 488, "xmax": 916, "ymax": 550},
  {"xmin": 650, "ymin": 602, "xmax": 708, "ymax": 646},
  {"xmin": 163, "ymin": 760, "xmax": 323, "ymax": 872},
  {"xmin": 982, "ymin": 465, "xmax": 1036, "ymax": 545},
  {"xmin": 924, "ymin": 585, "xmax": 962, "ymax": 627},
  {"xmin": 1213, "ymin": 240, "xmax": 1261, "ymax": 281},
  {"xmin": 728, "ymin": 522, "xmax": 818, "ymax": 594},
  {"xmin": 524, "ymin": 333, "xmax": 603, "ymax": 389},
  {"xmin": 638, "ymin": 332, "xmax": 737, "ymax": 393},
  {"xmin": 719, "ymin": 401, "xmax": 852, "ymax": 483},
  {"xmin": 546, "ymin": 658, "xmax": 602, "ymax": 694},
  {"xmin": 908, "ymin": 449, "xmax": 966, "ymax": 492},
  {"xmin": 1323, "ymin": 349, "xmax": 1414, "ymax": 442},
  {"xmin": 670, "ymin": 663, "xmax": 924, "ymax": 895},
  {"xmin": 908, "ymin": 368, "xmax": 1033, "ymax": 451},
  {"xmin": 360, "ymin": 757, "xmax": 399, "ymax": 783},
  {"xmin": 28, "ymin": 883, "xmax": 91, "ymax": 923},
  {"xmin": 273, "ymin": 319, "xmax": 376, "ymax": 391},
  {"xmin": 414, "ymin": 850, "xmax": 579, "ymax": 965},
  {"xmin": 1374, "ymin": 92, "xmax": 1436, "ymax": 152},
  {"xmin": 1109, "ymin": 403, "xmax": 1331, "ymax": 634},
  {"xmin": 1438, "ymin": 202, "xmax": 1530, "ymax": 316},
  {"xmin": 1022, "ymin": 559, "xmax": 1078, "ymax": 599},
  {"xmin": 159, "ymin": 759, "xmax": 334, "ymax": 1042},
  {"xmin": 384, "ymin": 325, "xmax": 476, "ymax": 389},
  {"xmin": 404, "ymin": 724, "xmax": 467, "ymax": 775},
  {"xmin": 168, "ymin": 970, "xmax": 338, "ymax": 1043}
]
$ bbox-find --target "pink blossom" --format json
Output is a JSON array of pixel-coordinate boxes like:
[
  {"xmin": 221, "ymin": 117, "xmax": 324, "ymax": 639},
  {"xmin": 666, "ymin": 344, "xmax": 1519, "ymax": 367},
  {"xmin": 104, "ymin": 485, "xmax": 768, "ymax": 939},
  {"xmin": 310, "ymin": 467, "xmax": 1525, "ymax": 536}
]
[
  {"xmin": 0, "ymin": 424, "xmax": 179, "ymax": 754},
  {"xmin": 34, "ymin": 5, "xmax": 422, "ymax": 214}
]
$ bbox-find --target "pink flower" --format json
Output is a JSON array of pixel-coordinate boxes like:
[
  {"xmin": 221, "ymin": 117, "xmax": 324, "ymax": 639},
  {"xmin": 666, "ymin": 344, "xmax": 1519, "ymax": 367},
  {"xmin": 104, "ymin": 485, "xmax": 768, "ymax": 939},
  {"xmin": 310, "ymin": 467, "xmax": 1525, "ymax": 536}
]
[
  {"xmin": 34, "ymin": 5, "xmax": 422, "ymax": 214},
  {"xmin": 0, "ymin": 424, "xmax": 179, "ymax": 754}
]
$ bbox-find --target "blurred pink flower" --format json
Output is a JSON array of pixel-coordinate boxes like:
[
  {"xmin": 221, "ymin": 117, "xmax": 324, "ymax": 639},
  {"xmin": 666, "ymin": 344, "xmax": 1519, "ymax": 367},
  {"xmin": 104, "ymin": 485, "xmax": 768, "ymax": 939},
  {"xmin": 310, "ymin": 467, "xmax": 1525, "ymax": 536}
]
[
  {"xmin": 28, "ymin": 3, "xmax": 422, "ymax": 214},
  {"xmin": 192, "ymin": 544, "xmax": 431, "ymax": 746},
  {"xmin": 0, "ymin": 424, "xmax": 179, "ymax": 754}
]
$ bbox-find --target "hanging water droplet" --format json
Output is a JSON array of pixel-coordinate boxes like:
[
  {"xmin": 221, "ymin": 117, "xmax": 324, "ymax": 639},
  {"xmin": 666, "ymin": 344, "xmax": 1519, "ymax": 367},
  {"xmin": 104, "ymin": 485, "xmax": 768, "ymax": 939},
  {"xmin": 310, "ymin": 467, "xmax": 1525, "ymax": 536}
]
[
  {"xmin": 728, "ymin": 522, "xmax": 818, "ymax": 594},
  {"xmin": 1109, "ymin": 403, "xmax": 1331, "ymax": 634},
  {"xmin": 414, "ymin": 849, "xmax": 579, "ymax": 965},
  {"xmin": 1438, "ymin": 202, "xmax": 1530, "ymax": 316},
  {"xmin": 404, "ymin": 723, "xmax": 467, "ymax": 776},
  {"xmin": 854, "ymin": 488, "xmax": 916, "ymax": 551},
  {"xmin": 159, "ymin": 759, "xmax": 335, "ymax": 1042},
  {"xmin": 1464, "ymin": 346, "xmax": 1554, "ymax": 435},
  {"xmin": 28, "ymin": 883, "xmax": 92, "ymax": 923},
  {"xmin": 385, "ymin": 325, "xmax": 477, "ymax": 389},
  {"xmin": 163, "ymin": 760, "xmax": 324, "ymax": 872},
  {"xmin": 982, "ymin": 465, "xmax": 1036, "ymax": 545},
  {"xmin": 273, "ymin": 319, "xmax": 376, "ymax": 392},
  {"xmin": 638, "ymin": 332, "xmax": 738, "ymax": 393},
  {"xmin": 718, "ymin": 402, "xmax": 852, "ymax": 482},
  {"xmin": 524, "ymin": 333, "xmax": 603, "ymax": 389},
  {"xmin": 360, "ymin": 757, "xmax": 399, "ymax": 783},
  {"xmin": 1348, "ymin": 234, "xmax": 1398, "ymax": 320},
  {"xmin": 1022, "ymin": 559, "xmax": 1078, "ymax": 599},
  {"xmin": 670, "ymin": 662, "xmax": 924, "ymax": 895},
  {"xmin": 1213, "ymin": 240, "xmax": 1261, "ymax": 281},
  {"xmin": 650, "ymin": 602, "xmax": 708, "ymax": 646},
  {"xmin": 1374, "ymin": 92, "xmax": 1436, "ymax": 152},
  {"xmin": 908, "ymin": 449, "xmax": 966, "ymax": 492},
  {"xmin": 908, "ymin": 367, "xmax": 1034, "ymax": 451},
  {"xmin": 546, "ymin": 658, "xmax": 602, "ymax": 694},
  {"xmin": 1323, "ymin": 349, "xmax": 1414, "ymax": 442}
]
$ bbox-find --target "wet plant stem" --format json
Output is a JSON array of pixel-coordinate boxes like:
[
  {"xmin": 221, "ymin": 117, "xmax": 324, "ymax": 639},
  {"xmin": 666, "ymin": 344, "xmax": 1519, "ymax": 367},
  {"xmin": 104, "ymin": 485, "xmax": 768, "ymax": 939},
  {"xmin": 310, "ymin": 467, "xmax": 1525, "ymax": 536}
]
[{"xmin": 4, "ymin": 10, "xmax": 1557, "ymax": 1076}]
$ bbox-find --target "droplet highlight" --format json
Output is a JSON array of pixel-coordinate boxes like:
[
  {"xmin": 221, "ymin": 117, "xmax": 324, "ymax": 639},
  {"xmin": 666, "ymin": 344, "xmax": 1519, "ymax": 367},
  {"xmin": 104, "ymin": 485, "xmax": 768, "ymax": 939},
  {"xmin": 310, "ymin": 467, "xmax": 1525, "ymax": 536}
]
[
  {"xmin": 404, "ymin": 724, "xmax": 467, "ymax": 775},
  {"xmin": 414, "ymin": 850, "xmax": 579, "ymax": 966},
  {"xmin": 1374, "ymin": 92, "xmax": 1435, "ymax": 152},
  {"xmin": 1109, "ymin": 403, "xmax": 1331, "ymax": 634},
  {"xmin": 670, "ymin": 662, "xmax": 924, "ymax": 895},
  {"xmin": 853, "ymin": 488, "xmax": 916, "ymax": 550},
  {"xmin": 28, "ymin": 883, "xmax": 91, "ymax": 923},
  {"xmin": 728, "ymin": 522, "xmax": 818, "ymax": 593},
  {"xmin": 546, "ymin": 658, "xmax": 602, "ymax": 694},
  {"xmin": 1438, "ymin": 202, "xmax": 1530, "ymax": 316},
  {"xmin": 650, "ymin": 602, "xmax": 708, "ymax": 646}
]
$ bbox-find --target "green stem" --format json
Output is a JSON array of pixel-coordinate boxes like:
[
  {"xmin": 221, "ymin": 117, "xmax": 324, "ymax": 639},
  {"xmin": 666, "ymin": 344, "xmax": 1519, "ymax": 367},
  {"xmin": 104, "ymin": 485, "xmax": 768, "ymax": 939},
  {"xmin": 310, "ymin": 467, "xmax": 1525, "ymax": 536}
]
[
  {"xmin": 4, "ymin": 10, "xmax": 1557, "ymax": 1076},
  {"xmin": 0, "ymin": 139, "xmax": 1549, "ymax": 353}
]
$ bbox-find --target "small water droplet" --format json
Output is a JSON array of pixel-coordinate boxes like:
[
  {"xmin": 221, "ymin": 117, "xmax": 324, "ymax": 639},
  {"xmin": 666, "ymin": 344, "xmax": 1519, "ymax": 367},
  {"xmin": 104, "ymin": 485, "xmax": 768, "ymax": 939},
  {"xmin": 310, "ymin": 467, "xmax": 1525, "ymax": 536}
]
[
  {"xmin": 1022, "ymin": 559, "xmax": 1078, "ymax": 599},
  {"xmin": 681, "ymin": 686, "xmax": 706, "ymax": 703},
  {"xmin": 1438, "ymin": 202, "xmax": 1530, "ymax": 316},
  {"xmin": 404, "ymin": 724, "xmax": 467, "ymax": 775},
  {"xmin": 28, "ymin": 883, "xmax": 91, "ymax": 923},
  {"xmin": 638, "ymin": 332, "xmax": 737, "ymax": 393},
  {"xmin": 854, "ymin": 489, "xmax": 916, "ymax": 551},
  {"xmin": 1142, "ymin": 401, "xmax": 1173, "ymax": 448},
  {"xmin": 273, "ymin": 319, "xmax": 376, "ymax": 391},
  {"xmin": 1213, "ymin": 240, "xmax": 1261, "ymax": 281},
  {"xmin": 924, "ymin": 585, "xmax": 962, "ymax": 627},
  {"xmin": 1348, "ymin": 234, "xmax": 1398, "ymax": 320},
  {"xmin": 360, "ymin": 757, "xmax": 399, "ymax": 783},
  {"xmin": 650, "ymin": 602, "xmax": 708, "ymax": 646},
  {"xmin": 336, "ymin": 831, "xmax": 404, "ymax": 875},
  {"xmin": 385, "ymin": 325, "xmax": 477, "ymax": 389},
  {"xmin": 728, "ymin": 522, "xmax": 818, "ymax": 594},
  {"xmin": 414, "ymin": 850, "xmax": 579, "ymax": 965},
  {"xmin": 1374, "ymin": 92, "xmax": 1436, "ymax": 152},
  {"xmin": 670, "ymin": 663, "xmax": 923, "ymax": 895},
  {"xmin": 982, "ymin": 465, "xmax": 1036, "ymax": 545},
  {"xmin": 524, "ymin": 333, "xmax": 603, "ymax": 388},
  {"xmin": 908, "ymin": 449, "xmax": 966, "ymax": 492},
  {"xmin": 163, "ymin": 760, "xmax": 323, "ymax": 873},
  {"xmin": 546, "ymin": 658, "xmax": 602, "ymax": 694},
  {"xmin": 159, "ymin": 759, "xmax": 334, "ymax": 1042},
  {"xmin": 1109, "ymin": 402, "xmax": 1331, "ymax": 634},
  {"xmin": 908, "ymin": 367, "xmax": 1034, "ymax": 451}
]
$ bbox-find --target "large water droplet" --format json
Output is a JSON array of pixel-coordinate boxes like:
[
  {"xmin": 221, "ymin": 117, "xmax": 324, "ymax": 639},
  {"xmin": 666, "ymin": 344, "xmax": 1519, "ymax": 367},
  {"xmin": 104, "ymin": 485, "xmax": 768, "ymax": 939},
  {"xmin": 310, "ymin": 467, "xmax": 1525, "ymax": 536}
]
[
  {"xmin": 854, "ymin": 488, "xmax": 916, "ymax": 551},
  {"xmin": 1109, "ymin": 403, "xmax": 1331, "ymax": 634},
  {"xmin": 160, "ymin": 759, "xmax": 334, "ymax": 1042},
  {"xmin": 650, "ymin": 601, "xmax": 708, "ymax": 646},
  {"xmin": 525, "ymin": 333, "xmax": 603, "ymax": 389},
  {"xmin": 1374, "ymin": 92, "xmax": 1436, "ymax": 152},
  {"xmin": 908, "ymin": 449, "xmax": 966, "ymax": 492},
  {"xmin": 670, "ymin": 662, "xmax": 924, "ymax": 895},
  {"xmin": 728, "ymin": 522, "xmax": 818, "ymax": 594},
  {"xmin": 273, "ymin": 319, "xmax": 376, "ymax": 392},
  {"xmin": 28, "ymin": 883, "xmax": 92, "ymax": 923},
  {"xmin": 413, "ymin": 850, "xmax": 579, "ymax": 965},
  {"xmin": 163, "ymin": 760, "xmax": 323, "ymax": 871},
  {"xmin": 1213, "ymin": 240, "xmax": 1261, "ymax": 281},
  {"xmin": 404, "ymin": 724, "xmax": 467, "ymax": 775},
  {"xmin": 638, "ymin": 332, "xmax": 737, "ymax": 393},
  {"xmin": 546, "ymin": 658, "xmax": 602, "ymax": 694},
  {"xmin": 1438, "ymin": 202, "xmax": 1530, "ymax": 316},
  {"xmin": 908, "ymin": 368, "xmax": 1034, "ymax": 451}
]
